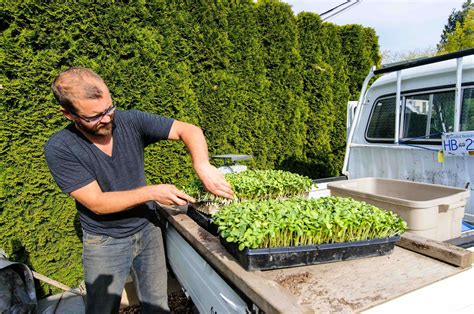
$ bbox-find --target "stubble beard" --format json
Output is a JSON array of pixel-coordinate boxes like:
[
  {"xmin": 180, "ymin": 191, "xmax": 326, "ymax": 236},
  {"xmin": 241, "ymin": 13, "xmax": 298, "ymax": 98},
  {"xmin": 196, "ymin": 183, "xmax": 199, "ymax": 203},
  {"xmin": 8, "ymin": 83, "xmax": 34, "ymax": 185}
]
[{"xmin": 76, "ymin": 120, "xmax": 114, "ymax": 138}]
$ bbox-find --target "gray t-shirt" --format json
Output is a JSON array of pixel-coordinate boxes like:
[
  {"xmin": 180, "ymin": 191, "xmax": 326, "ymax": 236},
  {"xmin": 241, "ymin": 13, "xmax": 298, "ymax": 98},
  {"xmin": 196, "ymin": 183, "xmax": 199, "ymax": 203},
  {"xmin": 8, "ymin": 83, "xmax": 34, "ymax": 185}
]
[{"xmin": 44, "ymin": 109, "xmax": 174, "ymax": 238}]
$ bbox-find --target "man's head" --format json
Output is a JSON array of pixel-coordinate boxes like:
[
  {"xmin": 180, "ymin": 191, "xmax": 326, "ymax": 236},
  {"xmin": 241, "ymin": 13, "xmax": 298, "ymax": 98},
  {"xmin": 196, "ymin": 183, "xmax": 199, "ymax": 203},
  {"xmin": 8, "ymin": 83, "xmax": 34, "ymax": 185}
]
[{"xmin": 52, "ymin": 67, "xmax": 115, "ymax": 137}]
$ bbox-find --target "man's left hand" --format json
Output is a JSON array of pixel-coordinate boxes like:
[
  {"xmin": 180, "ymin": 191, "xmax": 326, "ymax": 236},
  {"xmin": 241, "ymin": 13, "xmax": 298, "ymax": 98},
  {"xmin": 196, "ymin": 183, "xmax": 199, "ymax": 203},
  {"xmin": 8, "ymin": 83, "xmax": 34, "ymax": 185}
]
[{"xmin": 194, "ymin": 163, "xmax": 234, "ymax": 199}]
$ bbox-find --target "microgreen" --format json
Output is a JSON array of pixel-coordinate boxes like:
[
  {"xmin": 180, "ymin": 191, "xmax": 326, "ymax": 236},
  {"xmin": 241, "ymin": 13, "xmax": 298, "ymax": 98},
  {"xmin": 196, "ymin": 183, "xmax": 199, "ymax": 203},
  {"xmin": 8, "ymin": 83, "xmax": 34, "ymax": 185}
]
[
  {"xmin": 183, "ymin": 169, "xmax": 314, "ymax": 205},
  {"xmin": 212, "ymin": 197, "xmax": 407, "ymax": 251}
]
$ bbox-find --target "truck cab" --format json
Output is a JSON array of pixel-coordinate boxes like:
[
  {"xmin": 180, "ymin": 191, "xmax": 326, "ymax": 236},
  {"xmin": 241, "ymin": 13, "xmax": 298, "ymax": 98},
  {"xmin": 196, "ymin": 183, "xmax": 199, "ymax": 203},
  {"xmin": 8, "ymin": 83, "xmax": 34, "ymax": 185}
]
[{"xmin": 344, "ymin": 48, "xmax": 474, "ymax": 223}]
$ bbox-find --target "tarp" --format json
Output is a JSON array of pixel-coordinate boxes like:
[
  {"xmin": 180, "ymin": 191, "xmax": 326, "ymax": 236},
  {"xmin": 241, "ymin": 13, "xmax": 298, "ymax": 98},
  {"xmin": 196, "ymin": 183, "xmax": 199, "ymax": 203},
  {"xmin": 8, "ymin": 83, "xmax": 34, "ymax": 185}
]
[{"xmin": 0, "ymin": 250, "xmax": 37, "ymax": 313}]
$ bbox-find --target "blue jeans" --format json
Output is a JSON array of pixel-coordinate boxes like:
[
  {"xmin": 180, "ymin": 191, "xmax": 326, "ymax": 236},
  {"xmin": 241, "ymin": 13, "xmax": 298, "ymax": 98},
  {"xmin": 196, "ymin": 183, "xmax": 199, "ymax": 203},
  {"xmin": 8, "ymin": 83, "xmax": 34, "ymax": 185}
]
[{"xmin": 82, "ymin": 222, "xmax": 169, "ymax": 313}]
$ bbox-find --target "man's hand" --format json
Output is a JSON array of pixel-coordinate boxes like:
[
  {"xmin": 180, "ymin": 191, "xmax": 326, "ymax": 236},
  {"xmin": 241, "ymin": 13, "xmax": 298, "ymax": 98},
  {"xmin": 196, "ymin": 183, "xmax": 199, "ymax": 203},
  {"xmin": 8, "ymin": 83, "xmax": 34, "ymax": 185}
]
[
  {"xmin": 149, "ymin": 184, "xmax": 196, "ymax": 206},
  {"xmin": 194, "ymin": 163, "xmax": 234, "ymax": 199},
  {"xmin": 70, "ymin": 181, "xmax": 195, "ymax": 215},
  {"xmin": 168, "ymin": 120, "xmax": 234, "ymax": 199}
]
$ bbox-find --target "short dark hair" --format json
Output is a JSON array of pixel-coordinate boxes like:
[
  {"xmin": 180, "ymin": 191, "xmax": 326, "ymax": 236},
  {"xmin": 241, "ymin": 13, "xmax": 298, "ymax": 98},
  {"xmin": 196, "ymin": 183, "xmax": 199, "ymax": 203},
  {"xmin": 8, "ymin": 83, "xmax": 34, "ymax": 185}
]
[{"xmin": 52, "ymin": 67, "xmax": 106, "ymax": 112}]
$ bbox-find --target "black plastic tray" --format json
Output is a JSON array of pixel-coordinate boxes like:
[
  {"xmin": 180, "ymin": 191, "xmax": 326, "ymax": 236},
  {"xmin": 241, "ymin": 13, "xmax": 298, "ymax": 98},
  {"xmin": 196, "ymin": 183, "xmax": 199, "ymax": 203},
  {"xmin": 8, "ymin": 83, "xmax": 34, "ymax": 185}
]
[
  {"xmin": 187, "ymin": 206, "xmax": 219, "ymax": 236},
  {"xmin": 220, "ymin": 236, "xmax": 401, "ymax": 271}
]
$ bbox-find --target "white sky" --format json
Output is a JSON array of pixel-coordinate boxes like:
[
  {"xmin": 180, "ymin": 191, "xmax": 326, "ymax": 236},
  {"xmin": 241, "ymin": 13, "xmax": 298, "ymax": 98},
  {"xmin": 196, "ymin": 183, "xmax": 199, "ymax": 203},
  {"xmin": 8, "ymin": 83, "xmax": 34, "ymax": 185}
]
[{"xmin": 283, "ymin": 0, "xmax": 466, "ymax": 54}]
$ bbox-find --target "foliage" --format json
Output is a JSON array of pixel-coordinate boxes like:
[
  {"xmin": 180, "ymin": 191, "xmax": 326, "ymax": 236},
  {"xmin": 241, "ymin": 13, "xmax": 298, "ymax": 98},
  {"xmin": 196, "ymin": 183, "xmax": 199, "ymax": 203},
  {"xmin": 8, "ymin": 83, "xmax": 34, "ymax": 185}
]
[
  {"xmin": 438, "ymin": 0, "xmax": 473, "ymax": 50},
  {"xmin": 381, "ymin": 47, "xmax": 438, "ymax": 65},
  {"xmin": 255, "ymin": 0, "xmax": 307, "ymax": 168},
  {"xmin": 213, "ymin": 197, "xmax": 407, "ymax": 251},
  {"xmin": 0, "ymin": 0, "xmax": 380, "ymax": 294},
  {"xmin": 340, "ymin": 25, "xmax": 381, "ymax": 99},
  {"xmin": 438, "ymin": 9, "xmax": 474, "ymax": 54},
  {"xmin": 295, "ymin": 12, "xmax": 336, "ymax": 178}
]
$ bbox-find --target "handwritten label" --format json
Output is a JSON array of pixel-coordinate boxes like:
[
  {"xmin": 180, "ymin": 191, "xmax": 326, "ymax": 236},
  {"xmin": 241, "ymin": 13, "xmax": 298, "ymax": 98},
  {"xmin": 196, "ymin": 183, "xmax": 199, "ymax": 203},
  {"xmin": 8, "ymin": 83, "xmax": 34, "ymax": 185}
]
[{"xmin": 442, "ymin": 131, "xmax": 474, "ymax": 157}]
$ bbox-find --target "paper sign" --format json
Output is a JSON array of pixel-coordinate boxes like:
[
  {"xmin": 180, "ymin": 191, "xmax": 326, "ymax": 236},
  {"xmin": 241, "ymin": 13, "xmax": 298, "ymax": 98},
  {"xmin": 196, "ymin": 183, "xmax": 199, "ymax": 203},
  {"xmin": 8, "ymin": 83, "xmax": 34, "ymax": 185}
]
[{"xmin": 441, "ymin": 131, "xmax": 474, "ymax": 157}]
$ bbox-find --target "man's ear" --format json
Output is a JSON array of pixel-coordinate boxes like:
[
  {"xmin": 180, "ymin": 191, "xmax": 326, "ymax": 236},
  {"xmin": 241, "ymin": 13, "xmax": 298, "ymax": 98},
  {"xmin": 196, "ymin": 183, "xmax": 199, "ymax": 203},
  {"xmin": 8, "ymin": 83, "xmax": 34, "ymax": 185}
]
[{"xmin": 60, "ymin": 107, "xmax": 75, "ymax": 121}]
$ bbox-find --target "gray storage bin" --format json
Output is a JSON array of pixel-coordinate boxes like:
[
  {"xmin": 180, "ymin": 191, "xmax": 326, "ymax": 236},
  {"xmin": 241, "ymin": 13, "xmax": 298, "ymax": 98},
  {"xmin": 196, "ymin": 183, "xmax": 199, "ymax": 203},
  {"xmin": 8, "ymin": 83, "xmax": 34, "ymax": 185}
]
[{"xmin": 327, "ymin": 178, "xmax": 470, "ymax": 241}]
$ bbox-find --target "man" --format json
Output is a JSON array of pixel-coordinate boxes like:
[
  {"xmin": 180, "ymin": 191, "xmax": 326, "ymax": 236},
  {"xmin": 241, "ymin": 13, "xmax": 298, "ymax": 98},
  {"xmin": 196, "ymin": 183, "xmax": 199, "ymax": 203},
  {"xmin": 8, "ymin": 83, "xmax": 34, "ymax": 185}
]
[{"xmin": 44, "ymin": 67, "xmax": 233, "ymax": 313}]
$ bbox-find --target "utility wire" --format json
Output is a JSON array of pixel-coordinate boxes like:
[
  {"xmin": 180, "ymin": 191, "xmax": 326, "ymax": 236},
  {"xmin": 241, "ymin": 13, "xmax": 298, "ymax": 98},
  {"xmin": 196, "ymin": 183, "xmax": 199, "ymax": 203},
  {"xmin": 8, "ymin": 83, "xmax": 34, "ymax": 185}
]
[
  {"xmin": 323, "ymin": 0, "xmax": 361, "ymax": 21},
  {"xmin": 319, "ymin": 1, "xmax": 351, "ymax": 17}
]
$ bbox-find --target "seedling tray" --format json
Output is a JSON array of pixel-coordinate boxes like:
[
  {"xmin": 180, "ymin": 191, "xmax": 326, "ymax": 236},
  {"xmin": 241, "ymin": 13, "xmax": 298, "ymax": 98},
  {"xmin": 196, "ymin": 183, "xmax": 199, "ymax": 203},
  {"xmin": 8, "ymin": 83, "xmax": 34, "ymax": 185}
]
[
  {"xmin": 220, "ymin": 236, "xmax": 400, "ymax": 271},
  {"xmin": 187, "ymin": 205, "xmax": 219, "ymax": 236}
]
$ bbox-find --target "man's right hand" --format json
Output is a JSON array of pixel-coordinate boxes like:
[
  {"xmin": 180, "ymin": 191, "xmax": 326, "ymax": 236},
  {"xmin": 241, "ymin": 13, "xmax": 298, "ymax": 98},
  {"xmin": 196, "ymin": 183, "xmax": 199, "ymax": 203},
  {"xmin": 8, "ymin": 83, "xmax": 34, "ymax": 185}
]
[
  {"xmin": 70, "ymin": 181, "xmax": 195, "ymax": 215},
  {"xmin": 149, "ymin": 184, "xmax": 196, "ymax": 206}
]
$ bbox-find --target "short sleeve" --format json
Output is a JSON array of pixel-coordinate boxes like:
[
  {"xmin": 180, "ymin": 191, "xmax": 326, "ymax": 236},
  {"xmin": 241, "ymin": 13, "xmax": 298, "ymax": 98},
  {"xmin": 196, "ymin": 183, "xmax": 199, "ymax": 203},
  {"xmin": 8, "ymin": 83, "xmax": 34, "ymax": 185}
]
[
  {"xmin": 44, "ymin": 140, "xmax": 95, "ymax": 194},
  {"xmin": 127, "ymin": 110, "xmax": 174, "ymax": 146}
]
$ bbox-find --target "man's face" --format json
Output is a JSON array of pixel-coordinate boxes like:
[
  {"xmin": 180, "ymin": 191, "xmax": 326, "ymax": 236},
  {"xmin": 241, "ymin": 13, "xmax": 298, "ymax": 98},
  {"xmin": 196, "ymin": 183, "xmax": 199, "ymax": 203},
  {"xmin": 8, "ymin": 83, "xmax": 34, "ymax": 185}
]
[{"xmin": 67, "ymin": 84, "xmax": 115, "ymax": 137}]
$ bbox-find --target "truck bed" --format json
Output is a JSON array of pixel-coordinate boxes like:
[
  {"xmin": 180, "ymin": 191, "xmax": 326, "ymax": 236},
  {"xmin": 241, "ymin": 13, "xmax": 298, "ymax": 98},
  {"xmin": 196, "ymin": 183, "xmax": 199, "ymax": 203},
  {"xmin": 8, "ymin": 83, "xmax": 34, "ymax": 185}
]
[{"xmin": 159, "ymin": 208, "xmax": 470, "ymax": 313}]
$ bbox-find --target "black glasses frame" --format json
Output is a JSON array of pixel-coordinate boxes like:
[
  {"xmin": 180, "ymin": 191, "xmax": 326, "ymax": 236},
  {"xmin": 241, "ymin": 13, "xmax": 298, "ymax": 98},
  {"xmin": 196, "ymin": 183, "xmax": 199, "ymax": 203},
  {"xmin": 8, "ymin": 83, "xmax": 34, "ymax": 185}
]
[{"xmin": 71, "ymin": 105, "xmax": 116, "ymax": 123}]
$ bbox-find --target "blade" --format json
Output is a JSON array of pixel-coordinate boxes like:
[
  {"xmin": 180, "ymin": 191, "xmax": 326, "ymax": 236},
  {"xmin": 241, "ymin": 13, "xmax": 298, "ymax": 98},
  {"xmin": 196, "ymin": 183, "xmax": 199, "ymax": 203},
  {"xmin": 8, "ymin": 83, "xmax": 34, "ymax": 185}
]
[{"xmin": 190, "ymin": 201, "xmax": 220, "ymax": 215}]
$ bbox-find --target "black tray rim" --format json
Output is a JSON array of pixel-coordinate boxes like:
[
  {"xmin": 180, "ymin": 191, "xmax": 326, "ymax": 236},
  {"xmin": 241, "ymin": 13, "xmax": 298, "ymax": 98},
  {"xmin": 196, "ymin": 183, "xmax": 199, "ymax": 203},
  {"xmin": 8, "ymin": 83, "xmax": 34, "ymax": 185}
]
[
  {"xmin": 187, "ymin": 205, "xmax": 220, "ymax": 236},
  {"xmin": 221, "ymin": 235, "xmax": 401, "ymax": 255}
]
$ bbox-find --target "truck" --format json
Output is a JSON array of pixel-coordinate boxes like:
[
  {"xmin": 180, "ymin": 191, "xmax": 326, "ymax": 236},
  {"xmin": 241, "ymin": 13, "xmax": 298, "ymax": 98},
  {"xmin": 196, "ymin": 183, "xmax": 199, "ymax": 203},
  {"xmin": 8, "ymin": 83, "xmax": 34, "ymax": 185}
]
[
  {"xmin": 344, "ymin": 48, "xmax": 474, "ymax": 223},
  {"xmin": 161, "ymin": 48, "xmax": 474, "ymax": 313}
]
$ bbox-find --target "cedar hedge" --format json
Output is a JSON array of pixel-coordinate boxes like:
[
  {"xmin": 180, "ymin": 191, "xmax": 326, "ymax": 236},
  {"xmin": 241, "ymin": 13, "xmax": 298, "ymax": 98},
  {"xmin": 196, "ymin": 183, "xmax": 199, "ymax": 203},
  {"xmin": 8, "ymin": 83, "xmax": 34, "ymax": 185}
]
[{"xmin": 0, "ymin": 0, "xmax": 380, "ymax": 295}]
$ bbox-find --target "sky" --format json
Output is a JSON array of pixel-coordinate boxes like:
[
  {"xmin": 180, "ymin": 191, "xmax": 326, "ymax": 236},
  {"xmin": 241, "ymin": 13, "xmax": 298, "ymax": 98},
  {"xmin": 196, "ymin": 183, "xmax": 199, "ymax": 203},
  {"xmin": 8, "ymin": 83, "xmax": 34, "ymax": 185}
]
[{"xmin": 283, "ymin": 0, "xmax": 467, "ymax": 55}]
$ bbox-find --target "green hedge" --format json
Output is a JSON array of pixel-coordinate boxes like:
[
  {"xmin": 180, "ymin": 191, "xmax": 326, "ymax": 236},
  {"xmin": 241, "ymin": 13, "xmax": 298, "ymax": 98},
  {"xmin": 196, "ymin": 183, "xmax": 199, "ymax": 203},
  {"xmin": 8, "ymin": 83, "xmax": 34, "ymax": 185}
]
[
  {"xmin": 0, "ymin": 0, "xmax": 380, "ymax": 295},
  {"xmin": 295, "ymin": 12, "xmax": 336, "ymax": 178}
]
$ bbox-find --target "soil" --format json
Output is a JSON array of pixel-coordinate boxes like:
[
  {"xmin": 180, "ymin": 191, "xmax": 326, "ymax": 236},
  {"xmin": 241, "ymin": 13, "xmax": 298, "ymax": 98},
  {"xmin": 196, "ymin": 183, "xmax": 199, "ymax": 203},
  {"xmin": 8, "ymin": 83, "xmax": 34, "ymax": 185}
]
[
  {"xmin": 168, "ymin": 290, "xmax": 195, "ymax": 314},
  {"xmin": 275, "ymin": 271, "xmax": 312, "ymax": 296},
  {"xmin": 119, "ymin": 304, "xmax": 140, "ymax": 314},
  {"xmin": 119, "ymin": 290, "xmax": 194, "ymax": 314}
]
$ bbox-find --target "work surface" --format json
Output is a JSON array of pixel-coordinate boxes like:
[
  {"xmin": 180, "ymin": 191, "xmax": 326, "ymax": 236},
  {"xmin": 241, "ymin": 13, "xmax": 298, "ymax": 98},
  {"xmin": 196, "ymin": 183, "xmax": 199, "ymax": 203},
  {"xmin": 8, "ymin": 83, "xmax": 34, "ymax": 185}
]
[{"xmin": 159, "ymin": 208, "xmax": 467, "ymax": 313}]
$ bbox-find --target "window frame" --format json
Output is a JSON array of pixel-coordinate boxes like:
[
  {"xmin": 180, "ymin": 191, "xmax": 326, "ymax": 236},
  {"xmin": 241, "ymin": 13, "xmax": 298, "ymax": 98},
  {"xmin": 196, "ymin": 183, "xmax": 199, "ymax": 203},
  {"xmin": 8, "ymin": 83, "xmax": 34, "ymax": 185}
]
[
  {"xmin": 460, "ymin": 87, "xmax": 474, "ymax": 131},
  {"xmin": 400, "ymin": 87, "xmax": 455, "ymax": 143},
  {"xmin": 364, "ymin": 95, "xmax": 397, "ymax": 143},
  {"xmin": 365, "ymin": 84, "xmax": 474, "ymax": 144}
]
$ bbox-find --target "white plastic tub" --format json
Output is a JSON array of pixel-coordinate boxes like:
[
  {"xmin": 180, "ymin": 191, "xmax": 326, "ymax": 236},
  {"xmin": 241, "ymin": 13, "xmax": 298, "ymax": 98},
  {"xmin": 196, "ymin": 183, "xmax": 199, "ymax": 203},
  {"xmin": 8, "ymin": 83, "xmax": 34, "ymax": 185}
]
[{"xmin": 327, "ymin": 178, "xmax": 470, "ymax": 241}]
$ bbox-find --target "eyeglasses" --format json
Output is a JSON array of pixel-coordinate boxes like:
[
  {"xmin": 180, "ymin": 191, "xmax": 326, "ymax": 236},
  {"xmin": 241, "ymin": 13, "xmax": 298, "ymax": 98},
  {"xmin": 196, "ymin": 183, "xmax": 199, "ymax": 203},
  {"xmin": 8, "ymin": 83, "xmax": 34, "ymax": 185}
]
[{"xmin": 71, "ymin": 105, "xmax": 116, "ymax": 123}]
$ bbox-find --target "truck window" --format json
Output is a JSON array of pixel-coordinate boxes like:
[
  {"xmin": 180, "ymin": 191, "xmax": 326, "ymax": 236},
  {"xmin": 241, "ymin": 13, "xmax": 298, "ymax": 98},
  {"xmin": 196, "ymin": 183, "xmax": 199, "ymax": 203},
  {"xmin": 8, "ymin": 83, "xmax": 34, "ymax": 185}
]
[
  {"xmin": 367, "ymin": 88, "xmax": 472, "ymax": 143},
  {"xmin": 402, "ymin": 91, "xmax": 455, "ymax": 140},
  {"xmin": 366, "ymin": 97, "xmax": 396, "ymax": 140},
  {"xmin": 461, "ymin": 88, "xmax": 474, "ymax": 131}
]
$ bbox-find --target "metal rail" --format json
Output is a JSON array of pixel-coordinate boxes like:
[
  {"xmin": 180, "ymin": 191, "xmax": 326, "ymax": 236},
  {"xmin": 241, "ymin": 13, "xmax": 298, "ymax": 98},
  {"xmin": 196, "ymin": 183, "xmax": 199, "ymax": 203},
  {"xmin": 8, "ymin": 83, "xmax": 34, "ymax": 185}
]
[{"xmin": 374, "ymin": 48, "xmax": 474, "ymax": 75}]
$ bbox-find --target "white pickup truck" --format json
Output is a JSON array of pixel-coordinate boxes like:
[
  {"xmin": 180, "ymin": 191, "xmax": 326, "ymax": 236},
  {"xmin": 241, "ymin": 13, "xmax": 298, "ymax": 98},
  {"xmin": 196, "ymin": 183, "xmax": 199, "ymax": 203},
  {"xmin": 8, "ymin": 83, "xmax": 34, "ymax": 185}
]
[{"xmin": 344, "ymin": 48, "xmax": 474, "ymax": 223}]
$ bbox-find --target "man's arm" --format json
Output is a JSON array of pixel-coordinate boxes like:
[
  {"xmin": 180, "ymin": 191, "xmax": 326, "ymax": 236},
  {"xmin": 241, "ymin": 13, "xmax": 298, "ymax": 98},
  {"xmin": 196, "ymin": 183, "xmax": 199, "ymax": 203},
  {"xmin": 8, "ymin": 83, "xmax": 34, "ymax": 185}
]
[
  {"xmin": 168, "ymin": 120, "xmax": 234, "ymax": 199},
  {"xmin": 70, "ymin": 180, "xmax": 195, "ymax": 215},
  {"xmin": 69, "ymin": 119, "xmax": 233, "ymax": 214}
]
